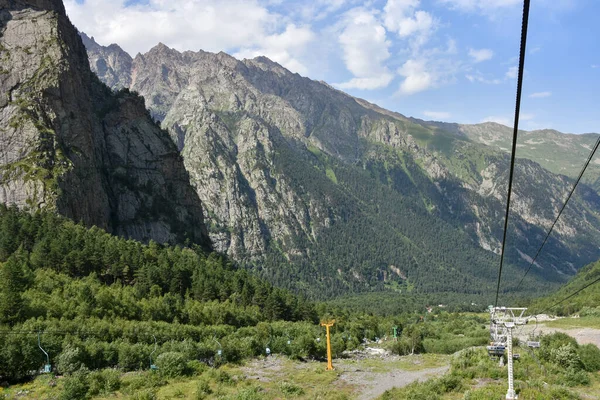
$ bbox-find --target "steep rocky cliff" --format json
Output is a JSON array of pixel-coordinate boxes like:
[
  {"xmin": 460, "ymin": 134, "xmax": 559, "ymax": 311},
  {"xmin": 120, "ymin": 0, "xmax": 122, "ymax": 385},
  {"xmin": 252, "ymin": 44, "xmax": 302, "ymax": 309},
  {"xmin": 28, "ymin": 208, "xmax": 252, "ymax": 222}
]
[
  {"xmin": 0, "ymin": 0, "xmax": 210, "ymax": 248},
  {"xmin": 83, "ymin": 37, "xmax": 600, "ymax": 297}
]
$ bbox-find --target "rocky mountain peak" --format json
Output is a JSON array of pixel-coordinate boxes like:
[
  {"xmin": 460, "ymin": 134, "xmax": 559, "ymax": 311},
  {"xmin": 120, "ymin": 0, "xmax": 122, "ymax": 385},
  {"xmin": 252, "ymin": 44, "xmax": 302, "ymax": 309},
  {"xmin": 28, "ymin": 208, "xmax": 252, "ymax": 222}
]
[
  {"xmin": 150, "ymin": 42, "xmax": 175, "ymax": 54},
  {"xmin": 79, "ymin": 31, "xmax": 100, "ymax": 50},
  {"xmin": 244, "ymin": 56, "xmax": 291, "ymax": 76}
]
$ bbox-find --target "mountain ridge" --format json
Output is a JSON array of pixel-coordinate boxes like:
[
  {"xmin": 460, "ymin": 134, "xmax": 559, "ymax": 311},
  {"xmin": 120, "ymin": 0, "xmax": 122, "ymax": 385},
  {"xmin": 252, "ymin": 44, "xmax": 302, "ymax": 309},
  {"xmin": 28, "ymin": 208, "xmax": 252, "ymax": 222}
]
[{"xmin": 80, "ymin": 36, "xmax": 600, "ymax": 298}]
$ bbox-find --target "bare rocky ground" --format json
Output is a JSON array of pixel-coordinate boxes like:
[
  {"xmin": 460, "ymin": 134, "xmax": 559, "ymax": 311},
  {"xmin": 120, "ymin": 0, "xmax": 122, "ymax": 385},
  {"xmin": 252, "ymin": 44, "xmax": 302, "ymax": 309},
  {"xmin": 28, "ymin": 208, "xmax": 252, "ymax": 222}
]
[
  {"xmin": 241, "ymin": 349, "xmax": 451, "ymax": 400},
  {"xmin": 342, "ymin": 363, "xmax": 450, "ymax": 400}
]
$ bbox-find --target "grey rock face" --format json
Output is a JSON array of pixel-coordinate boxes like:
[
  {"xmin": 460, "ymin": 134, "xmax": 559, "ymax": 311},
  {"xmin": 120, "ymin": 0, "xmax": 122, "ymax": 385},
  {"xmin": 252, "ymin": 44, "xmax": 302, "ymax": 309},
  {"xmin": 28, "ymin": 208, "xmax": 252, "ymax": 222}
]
[{"xmin": 0, "ymin": 0, "xmax": 210, "ymax": 248}]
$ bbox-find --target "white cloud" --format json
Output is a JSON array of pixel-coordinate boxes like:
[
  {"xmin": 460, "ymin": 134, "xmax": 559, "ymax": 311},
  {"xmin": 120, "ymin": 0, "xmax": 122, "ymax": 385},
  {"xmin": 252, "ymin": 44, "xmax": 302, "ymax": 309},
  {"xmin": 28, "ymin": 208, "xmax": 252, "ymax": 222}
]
[
  {"xmin": 396, "ymin": 40, "xmax": 463, "ymax": 95},
  {"xmin": 440, "ymin": 0, "xmax": 521, "ymax": 13},
  {"xmin": 298, "ymin": 0, "xmax": 349, "ymax": 21},
  {"xmin": 465, "ymin": 72, "xmax": 501, "ymax": 84},
  {"xmin": 337, "ymin": 76, "xmax": 395, "ymax": 90},
  {"xmin": 383, "ymin": 0, "xmax": 436, "ymax": 49},
  {"xmin": 529, "ymin": 46, "xmax": 541, "ymax": 54},
  {"xmin": 336, "ymin": 8, "xmax": 394, "ymax": 90},
  {"xmin": 529, "ymin": 91, "xmax": 552, "ymax": 98},
  {"xmin": 398, "ymin": 59, "xmax": 432, "ymax": 94},
  {"xmin": 468, "ymin": 48, "xmax": 493, "ymax": 63},
  {"xmin": 65, "ymin": 0, "xmax": 272, "ymax": 54},
  {"xmin": 481, "ymin": 112, "xmax": 535, "ymax": 126},
  {"xmin": 520, "ymin": 113, "xmax": 535, "ymax": 121},
  {"xmin": 505, "ymin": 65, "xmax": 518, "ymax": 79},
  {"xmin": 234, "ymin": 24, "xmax": 315, "ymax": 75},
  {"xmin": 482, "ymin": 116, "xmax": 511, "ymax": 126},
  {"xmin": 64, "ymin": 0, "xmax": 315, "ymax": 74},
  {"xmin": 423, "ymin": 110, "xmax": 451, "ymax": 119}
]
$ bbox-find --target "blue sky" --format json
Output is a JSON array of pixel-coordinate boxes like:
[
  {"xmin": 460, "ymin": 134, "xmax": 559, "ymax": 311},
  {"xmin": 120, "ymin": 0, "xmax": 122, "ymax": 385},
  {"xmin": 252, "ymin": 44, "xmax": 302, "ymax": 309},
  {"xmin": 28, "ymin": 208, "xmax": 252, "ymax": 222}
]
[{"xmin": 65, "ymin": 0, "xmax": 598, "ymax": 134}]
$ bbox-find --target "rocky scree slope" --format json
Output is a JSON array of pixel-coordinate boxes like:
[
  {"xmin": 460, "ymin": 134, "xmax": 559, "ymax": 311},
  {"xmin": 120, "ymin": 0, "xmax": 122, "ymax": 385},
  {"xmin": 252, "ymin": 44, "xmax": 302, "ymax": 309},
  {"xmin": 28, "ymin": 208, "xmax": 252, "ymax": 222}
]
[
  {"xmin": 0, "ymin": 0, "xmax": 210, "ymax": 247},
  {"xmin": 83, "ymin": 37, "xmax": 600, "ymax": 297}
]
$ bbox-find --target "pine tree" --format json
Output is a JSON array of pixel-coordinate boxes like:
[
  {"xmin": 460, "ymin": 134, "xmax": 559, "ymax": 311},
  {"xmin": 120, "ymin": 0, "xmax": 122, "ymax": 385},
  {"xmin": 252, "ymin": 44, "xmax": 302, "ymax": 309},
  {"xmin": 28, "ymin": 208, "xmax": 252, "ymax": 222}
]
[{"xmin": 0, "ymin": 246, "xmax": 32, "ymax": 325}]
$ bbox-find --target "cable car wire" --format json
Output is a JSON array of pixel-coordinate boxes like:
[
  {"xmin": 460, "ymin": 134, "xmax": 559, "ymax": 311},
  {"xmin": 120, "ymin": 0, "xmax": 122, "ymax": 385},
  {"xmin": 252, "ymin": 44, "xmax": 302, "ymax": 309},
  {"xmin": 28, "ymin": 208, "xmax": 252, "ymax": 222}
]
[
  {"xmin": 494, "ymin": 0, "xmax": 531, "ymax": 308},
  {"xmin": 515, "ymin": 135, "xmax": 600, "ymax": 292}
]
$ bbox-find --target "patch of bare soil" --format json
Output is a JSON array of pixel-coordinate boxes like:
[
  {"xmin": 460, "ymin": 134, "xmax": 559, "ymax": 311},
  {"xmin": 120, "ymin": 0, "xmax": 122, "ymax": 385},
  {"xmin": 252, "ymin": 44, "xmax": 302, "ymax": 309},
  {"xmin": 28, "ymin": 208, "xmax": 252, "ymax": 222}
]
[
  {"xmin": 346, "ymin": 365, "xmax": 449, "ymax": 400},
  {"xmin": 337, "ymin": 350, "xmax": 450, "ymax": 400},
  {"xmin": 241, "ymin": 355, "xmax": 287, "ymax": 383}
]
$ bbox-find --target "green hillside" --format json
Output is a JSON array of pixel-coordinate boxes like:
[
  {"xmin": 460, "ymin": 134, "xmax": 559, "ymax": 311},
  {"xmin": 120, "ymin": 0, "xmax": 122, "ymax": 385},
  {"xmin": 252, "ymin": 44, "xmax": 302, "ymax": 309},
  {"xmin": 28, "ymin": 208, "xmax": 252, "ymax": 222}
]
[{"xmin": 531, "ymin": 258, "xmax": 600, "ymax": 316}]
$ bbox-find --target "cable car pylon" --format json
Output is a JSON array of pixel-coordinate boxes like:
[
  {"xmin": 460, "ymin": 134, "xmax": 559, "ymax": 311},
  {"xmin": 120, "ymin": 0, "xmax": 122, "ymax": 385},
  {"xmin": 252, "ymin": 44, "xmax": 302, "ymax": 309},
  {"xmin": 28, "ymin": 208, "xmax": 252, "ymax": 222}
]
[
  {"xmin": 320, "ymin": 320, "xmax": 335, "ymax": 371},
  {"xmin": 489, "ymin": 307, "xmax": 528, "ymax": 399}
]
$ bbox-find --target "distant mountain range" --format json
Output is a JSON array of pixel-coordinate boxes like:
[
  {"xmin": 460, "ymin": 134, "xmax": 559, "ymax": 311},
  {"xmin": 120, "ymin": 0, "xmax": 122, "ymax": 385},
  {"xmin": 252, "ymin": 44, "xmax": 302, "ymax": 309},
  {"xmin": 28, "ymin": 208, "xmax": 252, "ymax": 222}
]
[{"xmin": 77, "ymin": 33, "xmax": 600, "ymax": 298}]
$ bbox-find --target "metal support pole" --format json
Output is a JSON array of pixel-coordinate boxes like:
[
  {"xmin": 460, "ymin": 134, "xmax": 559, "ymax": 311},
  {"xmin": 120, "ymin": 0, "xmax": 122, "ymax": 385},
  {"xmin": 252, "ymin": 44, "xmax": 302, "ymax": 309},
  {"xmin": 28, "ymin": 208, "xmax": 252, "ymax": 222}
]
[
  {"xmin": 321, "ymin": 320, "xmax": 335, "ymax": 371},
  {"xmin": 506, "ymin": 323, "xmax": 516, "ymax": 400},
  {"xmin": 150, "ymin": 335, "xmax": 158, "ymax": 370},
  {"xmin": 37, "ymin": 331, "xmax": 51, "ymax": 373}
]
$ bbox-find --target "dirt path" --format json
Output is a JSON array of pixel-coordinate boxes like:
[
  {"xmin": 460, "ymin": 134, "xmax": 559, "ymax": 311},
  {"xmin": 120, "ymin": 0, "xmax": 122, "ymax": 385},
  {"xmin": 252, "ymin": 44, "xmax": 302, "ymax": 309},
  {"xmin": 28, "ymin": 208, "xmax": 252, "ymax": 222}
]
[{"xmin": 341, "ymin": 364, "xmax": 450, "ymax": 400}]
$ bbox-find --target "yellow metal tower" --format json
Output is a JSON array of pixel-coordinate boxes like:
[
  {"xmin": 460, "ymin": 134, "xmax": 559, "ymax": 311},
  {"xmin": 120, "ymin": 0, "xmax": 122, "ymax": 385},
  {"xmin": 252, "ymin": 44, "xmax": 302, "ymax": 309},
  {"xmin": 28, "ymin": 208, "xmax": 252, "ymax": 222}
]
[{"xmin": 321, "ymin": 320, "xmax": 335, "ymax": 370}]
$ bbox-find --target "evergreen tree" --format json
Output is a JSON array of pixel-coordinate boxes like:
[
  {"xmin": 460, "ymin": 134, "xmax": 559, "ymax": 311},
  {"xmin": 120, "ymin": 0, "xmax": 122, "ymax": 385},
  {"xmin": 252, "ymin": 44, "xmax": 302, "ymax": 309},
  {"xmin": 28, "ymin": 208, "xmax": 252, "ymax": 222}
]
[{"xmin": 0, "ymin": 247, "xmax": 32, "ymax": 325}]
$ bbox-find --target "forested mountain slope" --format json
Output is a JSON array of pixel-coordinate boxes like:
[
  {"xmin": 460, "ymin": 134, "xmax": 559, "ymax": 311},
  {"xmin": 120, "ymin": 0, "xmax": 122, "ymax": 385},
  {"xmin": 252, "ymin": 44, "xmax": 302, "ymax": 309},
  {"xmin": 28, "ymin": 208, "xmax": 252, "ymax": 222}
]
[
  {"xmin": 532, "ymin": 257, "xmax": 600, "ymax": 316},
  {"xmin": 0, "ymin": 205, "xmax": 317, "ymax": 382},
  {"xmin": 0, "ymin": 0, "xmax": 210, "ymax": 247},
  {"xmin": 81, "ymin": 36, "xmax": 600, "ymax": 298}
]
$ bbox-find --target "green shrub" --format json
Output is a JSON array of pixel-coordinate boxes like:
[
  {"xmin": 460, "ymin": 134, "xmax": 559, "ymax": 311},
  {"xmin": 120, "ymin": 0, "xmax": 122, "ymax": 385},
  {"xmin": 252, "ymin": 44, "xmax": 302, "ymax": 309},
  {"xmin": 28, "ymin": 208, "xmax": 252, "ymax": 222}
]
[
  {"xmin": 195, "ymin": 377, "xmax": 212, "ymax": 400},
  {"xmin": 121, "ymin": 372, "xmax": 166, "ymax": 395},
  {"xmin": 56, "ymin": 345, "xmax": 88, "ymax": 375},
  {"xmin": 462, "ymin": 384, "xmax": 505, "ymax": 400},
  {"xmin": 550, "ymin": 344, "xmax": 582, "ymax": 370},
  {"xmin": 545, "ymin": 387, "xmax": 582, "ymax": 399},
  {"xmin": 579, "ymin": 306, "xmax": 600, "ymax": 317},
  {"xmin": 186, "ymin": 359, "xmax": 208, "ymax": 375},
  {"xmin": 229, "ymin": 386, "xmax": 262, "ymax": 400},
  {"xmin": 577, "ymin": 344, "xmax": 600, "ymax": 372},
  {"xmin": 561, "ymin": 367, "xmax": 590, "ymax": 387},
  {"xmin": 279, "ymin": 381, "xmax": 305, "ymax": 396},
  {"xmin": 87, "ymin": 368, "xmax": 121, "ymax": 396},
  {"xmin": 0, "ymin": 333, "xmax": 44, "ymax": 381},
  {"xmin": 344, "ymin": 336, "xmax": 361, "ymax": 351},
  {"xmin": 213, "ymin": 369, "xmax": 234, "ymax": 385},
  {"xmin": 539, "ymin": 332, "xmax": 578, "ymax": 363},
  {"xmin": 128, "ymin": 388, "xmax": 157, "ymax": 400},
  {"xmin": 438, "ymin": 374, "xmax": 463, "ymax": 393},
  {"xmin": 118, "ymin": 343, "xmax": 151, "ymax": 371},
  {"xmin": 60, "ymin": 368, "xmax": 90, "ymax": 400},
  {"xmin": 155, "ymin": 351, "xmax": 187, "ymax": 378}
]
